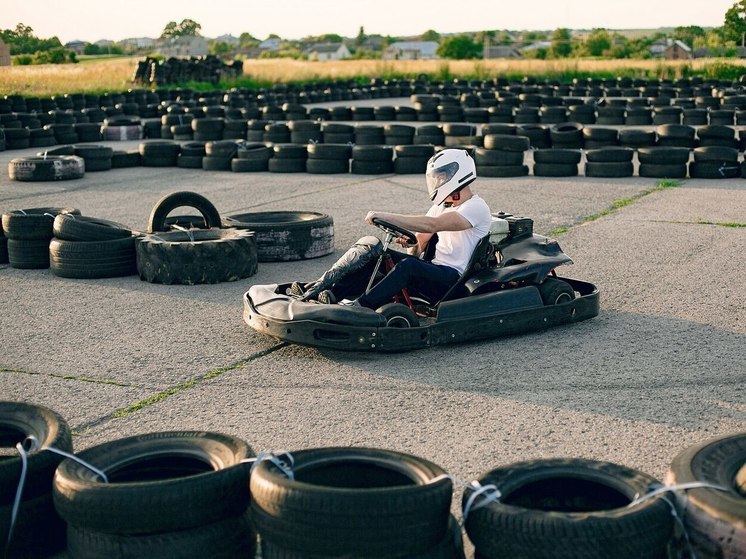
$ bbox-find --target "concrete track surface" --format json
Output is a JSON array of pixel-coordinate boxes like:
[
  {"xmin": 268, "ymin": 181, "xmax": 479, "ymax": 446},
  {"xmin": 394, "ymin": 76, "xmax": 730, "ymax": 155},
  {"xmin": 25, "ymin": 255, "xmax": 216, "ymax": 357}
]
[{"xmin": 0, "ymin": 111, "xmax": 744, "ymax": 557}]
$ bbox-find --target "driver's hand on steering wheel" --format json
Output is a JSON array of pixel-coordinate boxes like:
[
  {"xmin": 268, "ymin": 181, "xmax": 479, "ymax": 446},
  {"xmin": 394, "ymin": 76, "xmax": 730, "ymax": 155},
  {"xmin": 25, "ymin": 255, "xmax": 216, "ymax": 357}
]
[
  {"xmin": 395, "ymin": 235, "xmax": 417, "ymax": 247},
  {"xmin": 364, "ymin": 211, "xmax": 378, "ymax": 225}
]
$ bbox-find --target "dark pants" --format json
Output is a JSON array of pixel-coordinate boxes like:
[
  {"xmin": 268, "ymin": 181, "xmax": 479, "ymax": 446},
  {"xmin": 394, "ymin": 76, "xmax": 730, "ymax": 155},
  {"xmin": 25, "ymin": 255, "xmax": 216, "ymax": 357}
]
[{"xmin": 330, "ymin": 251, "xmax": 460, "ymax": 309}]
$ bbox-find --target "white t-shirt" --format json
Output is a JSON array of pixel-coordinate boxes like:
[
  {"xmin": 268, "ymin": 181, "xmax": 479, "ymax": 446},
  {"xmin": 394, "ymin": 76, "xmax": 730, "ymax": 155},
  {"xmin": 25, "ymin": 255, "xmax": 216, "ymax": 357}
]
[{"xmin": 425, "ymin": 194, "xmax": 492, "ymax": 275}]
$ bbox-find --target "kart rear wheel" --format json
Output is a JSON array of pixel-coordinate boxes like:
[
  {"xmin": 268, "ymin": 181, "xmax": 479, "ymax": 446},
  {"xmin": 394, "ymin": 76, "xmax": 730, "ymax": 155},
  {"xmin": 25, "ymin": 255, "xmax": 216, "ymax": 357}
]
[
  {"xmin": 539, "ymin": 278, "xmax": 575, "ymax": 305},
  {"xmin": 377, "ymin": 303, "xmax": 420, "ymax": 328}
]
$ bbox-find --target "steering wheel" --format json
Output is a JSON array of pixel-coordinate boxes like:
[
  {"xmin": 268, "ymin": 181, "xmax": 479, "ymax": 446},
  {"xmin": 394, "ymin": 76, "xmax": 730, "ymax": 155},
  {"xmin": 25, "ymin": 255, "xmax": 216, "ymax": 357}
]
[{"xmin": 371, "ymin": 217, "xmax": 417, "ymax": 246}]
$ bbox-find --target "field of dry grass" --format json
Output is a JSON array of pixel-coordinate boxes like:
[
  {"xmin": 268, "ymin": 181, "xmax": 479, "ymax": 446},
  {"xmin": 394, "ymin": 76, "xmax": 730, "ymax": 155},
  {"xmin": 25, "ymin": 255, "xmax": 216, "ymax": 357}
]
[{"xmin": 2, "ymin": 56, "xmax": 745, "ymax": 96}]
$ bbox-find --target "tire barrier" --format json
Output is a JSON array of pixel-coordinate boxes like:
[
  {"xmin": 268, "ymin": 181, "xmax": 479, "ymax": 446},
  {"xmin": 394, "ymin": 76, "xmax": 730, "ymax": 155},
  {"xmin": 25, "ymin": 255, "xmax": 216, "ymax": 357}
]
[
  {"xmin": 53, "ymin": 431, "xmax": 257, "ymax": 559},
  {"xmin": 0, "ymin": 401, "xmax": 742, "ymax": 559},
  {"xmin": 8, "ymin": 155, "xmax": 85, "ymax": 182},
  {"xmin": 250, "ymin": 447, "xmax": 455, "ymax": 558},
  {"xmin": 146, "ymin": 190, "xmax": 222, "ymax": 234},
  {"xmin": 1, "ymin": 207, "xmax": 80, "ymax": 269},
  {"xmin": 664, "ymin": 432, "xmax": 746, "ymax": 559},
  {"xmin": 0, "ymin": 401, "xmax": 73, "ymax": 559},
  {"xmin": 223, "ymin": 211, "xmax": 334, "ymax": 262},
  {"xmin": 132, "ymin": 55, "xmax": 243, "ymax": 87}
]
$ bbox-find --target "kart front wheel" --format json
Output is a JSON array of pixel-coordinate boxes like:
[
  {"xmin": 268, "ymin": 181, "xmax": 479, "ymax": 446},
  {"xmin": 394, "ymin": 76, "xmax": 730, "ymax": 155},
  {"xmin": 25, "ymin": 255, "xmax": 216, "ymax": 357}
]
[
  {"xmin": 538, "ymin": 278, "xmax": 575, "ymax": 305},
  {"xmin": 376, "ymin": 303, "xmax": 420, "ymax": 328}
]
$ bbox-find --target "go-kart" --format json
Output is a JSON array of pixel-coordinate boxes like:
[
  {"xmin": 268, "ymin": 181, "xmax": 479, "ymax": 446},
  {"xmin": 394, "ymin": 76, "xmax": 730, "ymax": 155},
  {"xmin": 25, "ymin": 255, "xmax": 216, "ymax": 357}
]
[{"xmin": 243, "ymin": 213, "xmax": 599, "ymax": 352}]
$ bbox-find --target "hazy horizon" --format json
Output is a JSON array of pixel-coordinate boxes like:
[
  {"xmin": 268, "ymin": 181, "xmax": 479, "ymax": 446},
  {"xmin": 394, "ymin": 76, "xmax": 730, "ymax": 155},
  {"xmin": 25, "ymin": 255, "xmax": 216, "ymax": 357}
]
[{"xmin": 1, "ymin": 0, "xmax": 737, "ymax": 44}]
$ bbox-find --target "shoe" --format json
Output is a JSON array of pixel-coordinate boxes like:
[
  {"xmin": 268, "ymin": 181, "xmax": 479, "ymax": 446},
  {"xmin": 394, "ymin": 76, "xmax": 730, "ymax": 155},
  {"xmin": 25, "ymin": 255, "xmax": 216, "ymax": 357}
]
[
  {"xmin": 317, "ymin": 290, "xmax": 337, "ymax": 304},
  {"xmin": 339, "ymin": 298, "xmax": 361, "ymax": 307},
  {"xmin": 290, "ymin": 282, "xmax": 306, "ymax": 298}
]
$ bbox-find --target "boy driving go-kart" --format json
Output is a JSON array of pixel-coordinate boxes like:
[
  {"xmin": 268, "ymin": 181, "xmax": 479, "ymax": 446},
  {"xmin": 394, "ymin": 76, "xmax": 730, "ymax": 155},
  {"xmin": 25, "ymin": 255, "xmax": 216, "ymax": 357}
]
[{"xmin": 291, "ymin": 148, "xmax": 492, "ymax": 309}]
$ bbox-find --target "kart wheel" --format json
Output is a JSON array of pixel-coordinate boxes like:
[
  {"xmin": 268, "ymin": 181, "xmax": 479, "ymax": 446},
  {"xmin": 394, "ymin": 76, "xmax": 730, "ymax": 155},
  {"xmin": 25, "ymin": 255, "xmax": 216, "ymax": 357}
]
[
  {"xmin": 538, "ymin": 278, "xmax": 575, "ymax": 305},
  {"xmin": 377, "ymin": 303, "xmax": 420, "ymax": 328}
]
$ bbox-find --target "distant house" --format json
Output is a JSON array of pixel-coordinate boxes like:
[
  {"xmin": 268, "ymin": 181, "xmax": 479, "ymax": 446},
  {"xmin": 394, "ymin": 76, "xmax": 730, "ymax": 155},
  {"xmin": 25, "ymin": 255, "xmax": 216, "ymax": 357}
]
[
  {"xmin": 484, "ymin": 45, "xmax": 521, "ymax": 59},
  {"xmin": 95, "ymin": 39, "xmax": 114, "ymax": 48},
  {"xmin": 665, "ymin": 40, "xmax": 692, "ymax": 60},
  {"xmin": 303, "ymin": 43, "xmax": 351, "ymax": 61},
  {"xmin": 259, "ymin": 37, "xmax": 282, "ymax": 51},
  {"xmin": 0, "ymin": 38, "xmax": 10, "ymax": 66},
  {"xmin": 521, "ymin": 41, "xmax": 552, "ymax": 54},
  {"xmin": 118, "ymin": 37, "xmax": 155, "ymax": 52},
  {"xmin": 65, "ymin": 40, "xmax": 86, "ymax": 55},
  {"xmin": 383, "ymin": 41, "xmax": 439, "ymax": 60},
  {"xmin": 215, "ymin": 34, "xmax": 240, "ymax": 46},
  {"xmin": 157, "ymin": 36, "xmax": 208, "ymax": 58}
]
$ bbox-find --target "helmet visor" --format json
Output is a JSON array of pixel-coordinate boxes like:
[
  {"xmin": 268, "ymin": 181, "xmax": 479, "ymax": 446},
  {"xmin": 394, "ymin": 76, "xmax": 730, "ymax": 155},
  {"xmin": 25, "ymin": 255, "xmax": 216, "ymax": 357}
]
[{"xmin": 426, "ymin": 161, "xmax": 460, "ymax": 200}]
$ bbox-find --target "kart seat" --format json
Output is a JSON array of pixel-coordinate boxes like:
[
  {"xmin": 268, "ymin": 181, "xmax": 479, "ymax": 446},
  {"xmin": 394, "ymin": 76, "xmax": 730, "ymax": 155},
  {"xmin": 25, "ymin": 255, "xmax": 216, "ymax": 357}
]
[{"xmin": 437, "ymin": 235, "xmax": 494, "ymax": 303}]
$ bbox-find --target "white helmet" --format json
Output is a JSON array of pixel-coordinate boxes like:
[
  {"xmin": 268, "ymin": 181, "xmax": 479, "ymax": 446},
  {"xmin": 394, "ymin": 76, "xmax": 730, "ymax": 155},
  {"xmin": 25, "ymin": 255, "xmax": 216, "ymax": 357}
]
[{"xmin": 426, "ymin": 149, "xmax": 477, "ymax": 206}]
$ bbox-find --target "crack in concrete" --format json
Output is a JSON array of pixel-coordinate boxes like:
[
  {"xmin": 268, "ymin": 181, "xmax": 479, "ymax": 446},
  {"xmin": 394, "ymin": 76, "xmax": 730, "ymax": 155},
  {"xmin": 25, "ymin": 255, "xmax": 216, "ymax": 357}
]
[
  {"xmin": 71, "ymin": 342, "xmax": 288, "ymax": 434},
  {"xmin": 0, "ymin": 367, "xmax": 131, "ymax": 387}
]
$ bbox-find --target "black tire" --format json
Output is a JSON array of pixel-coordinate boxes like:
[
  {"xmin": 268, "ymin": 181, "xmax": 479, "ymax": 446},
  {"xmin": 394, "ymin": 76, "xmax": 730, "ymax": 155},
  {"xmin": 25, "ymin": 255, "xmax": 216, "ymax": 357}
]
[
  {"xmin": 376, "ymin": 302, "xmax": 420, "ymax": 328},
  {"xmin": 619, "ymin": 129, "xmax": 656, "ymax": 148},
  {"xmin": 351, "ymin": 160, "xmax": 394, "ymax": 174},
  {"xmin": 177, "ymin": 154, "xmax": 204, "ymax": 168},
  {"xmin": 223, "ymin": 211, "xmax": 334, "ymax": 262},
  {"xmin": 639, "ymin": 163, "xmax": 688, "ymax": 179},
  {"xmin": 260, "ymin": 514, "xmax": 465, "ymax": 559},
  {"xmin": 236, "ymin": 144, "xmax": 273, "ymax": 160},
  {"xmin": 693, "ymin": 146, "xmax": 739, "ymax": 162},
  {"xmin": 0, "ymin": 236, "xmax": 7, "ymax": 264},
  {"xmin": 8, "ymin": 155, "xmax": 85, "ymax": 181},
  {"xmin": 147, "ymin": 191, "xmax": 221, "ymax": 233},
  {"xmin": 306, "ymin": 158, "xmax": 349, "ymax": 174},
  {"xmin": 0, "ymin": 401, "xmax": 73, "ymax": 503},
  {"xmin": 268, "ymin": 157, "xmax": 306, "ymax": 173},
  {"xmin": 638, "ymin": 147, "xmax": 691, "ymax": 165},
  {"xmin": 394, "ymin": 156, "xmax": 429, "ymax": 174},
  {"xmin": 307, "ymin": 143, "xmax": 352, "ymax": 160},
  {"xmin": 273, "ymin": 143, "xmax": 308, "ymax": 159},
  {"xmin": 664, "ymin": 432, "xmax": 746, "ymax": 559},
  {"xmin": 463, "ymin": 458, "xmax": 673, "ymax": 559},
  {"xmin": 53, "ymin": 214, "xmax": 132, "ymax": 242},
  {"xmin": 66, "ymin": 512, "xmax": 256, "ymax": 559},
  {"xmin": 201, "ymin": 155, "xmax": 232, "ymax": 171},
  {"xmin": 550, "ymin": 122, "xmax": 583, "ymax": 148},
  {"xmin": 180, "ymin": 141, "xmax": 206, "ymax": 157},
  {"xmin": 533, "ymin": 149, "xmax": 582, "ymax": 164},
  {"xmin": 352, "ymin": 145, "xmax": 394, "ymax": 162},
  {"xmin": 395, "ymin": 144, "xmax": 435, "ymax": 158},
  {"xmin": 477, "ymin": 164, "xmax": 529, "ymax": 177},
  {"xmin": 53, "ymin": 431, "xmax": 255, "ymax": 534},
  {"xmin": 533, "ymin": 162, "xmax": 578, "ymax": 177},
  {"xmin": 136, "ymin": 228, "xmax": 258, "ymax": 284},
  {"xmin": 0, "ymin": 492, "xmax": 66, "ymax": 559},
  {"xmin": 475, "ymin": 147, "xmax": 524, "ymax": 166},
  {"xmin": 538, "ymin": 278, "xmax": 576, "ymax": 305},
  {"xmin": 205, "ymin": 140, "xmax": 239, "ymax": 158},
  {"xmin": 250, "ymin": 447, "xmax": 452, "ymax": 556},
  {"xmin": 49, "ymin": 237, "xmax": 137, "ymax": 279},
  {"xmin": 73, "ymin": 144, "xmax": 113, "ymax": 160},
  {"xmin": 111, "ymin": 150, "xmax": 141, "ymax": 168},
  {"xmin": 2, "ymin": 207, "xmax": 80, "ymax": 240},
  {"xmin": 232, "ymin": 158, "xmax": 269, "ymax": 172},
  {"xmin": 7, "ymin": 238, "xmax": 50, "ymax": 269},
  {"xmin": 585, "ymin": 161, "xmax": 634, "ymax": 178},
  {"xmin": 482, "ymin": 134, "xmax": 530, "ymax": 152},
  {"xmin": 689, "ymin": 161, "xmax": 741, "ymax": 179},
  {"xmin": 585, "ymin": 147, "xmax": 635, "ymax": 163}
]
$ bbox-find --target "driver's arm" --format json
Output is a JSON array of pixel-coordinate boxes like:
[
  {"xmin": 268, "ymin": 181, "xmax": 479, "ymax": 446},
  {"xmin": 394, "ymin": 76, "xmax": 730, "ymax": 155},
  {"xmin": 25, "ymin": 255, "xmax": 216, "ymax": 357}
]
[{"xmin": 365, "ymin": 210, "xmax": 471, "ymax": 234}]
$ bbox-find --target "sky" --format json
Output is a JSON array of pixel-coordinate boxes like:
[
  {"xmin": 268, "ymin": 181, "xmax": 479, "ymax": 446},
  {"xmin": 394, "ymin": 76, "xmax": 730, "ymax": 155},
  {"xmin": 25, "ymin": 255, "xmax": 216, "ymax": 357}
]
[{"xmin": 0, "ymin": 0, "xmax": 738, "ymax": 44}]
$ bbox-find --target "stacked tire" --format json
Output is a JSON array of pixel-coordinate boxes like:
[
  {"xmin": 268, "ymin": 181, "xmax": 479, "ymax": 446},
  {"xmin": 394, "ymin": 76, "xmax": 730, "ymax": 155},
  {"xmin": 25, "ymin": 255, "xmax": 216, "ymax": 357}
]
[
  {"xmin": 533, "ymin": 149, "xmax": 581, "ymax": 177},
  {"xmin": 638, "ymin": 147, "xmax": 690, "ymax": 179},
  {"xmin": 584, "ymin": 147, "xmax": 635, "ymax": 178},
  {"xmin": 477, "ymin": 134, "xmax": 529, "ymax": 177},
  {"xmin": 177, "ymin": 141, "xmax": 206, "ymax": 169},
  {"xmin": 664, "ymin": 432, "xmax": 746, "ymax": 559},
  {"xmin": 2, "ymin": 207, "xmax": 80, "ymax": 269},
  {"xmin": 351, "ymin": 145, "xmax": 393, "ymax": 175},
  {"xmin": 0, "ymin": 402, "xmax": 73, "ymax": 559},
  {"xmin": 269, "ymin": 143, "xmax": 307, "ymax": 173},
  {"xmin": 50, "ymin": 214, "xmax": 137, "ymax": 279},
  {"xmin": 73, "ymin": 145, "xmax": 113, "ymax": 172},
  {"xmin": 463, "ymin": 458, "xmax": 674, "ymax": 559},
  {"xmin": 394, "ymin": 144, "xmax": 435, "ymax": 174},
  {"xmin": 232, "ymin": 143, "xmax": 272, "ymax": 172},
  {"xmin": 139, "ymin": 191, "xmax": 257, "ymax": 284},
  {"xmin": 203, "ymin": 140, "xmax": 237, "ymax": 171},
  {"xmin": 688, "ymin": 146, "xmax": 741, "ymax": 179},
  {"xmin": 306, "ymin": 143, "xmax": 351, "ymax": 174},
  {"xmin": 250, "ymin": 447, "xmax": 463, "ymax": 559},
  {"xmin": 140, "ymin": 140, "xmax": 180, "ymax": 167},
  {"xmin": 53, "ymin": 431, "xmax": 257, "ymax": 559}
]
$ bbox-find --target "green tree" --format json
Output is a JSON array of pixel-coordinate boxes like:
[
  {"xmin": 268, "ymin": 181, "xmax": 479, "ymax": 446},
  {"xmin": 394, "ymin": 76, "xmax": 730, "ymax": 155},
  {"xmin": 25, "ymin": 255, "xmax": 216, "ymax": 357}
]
[
  {"xmin": 437, "ymin": 35, "xmax": 482, "ymax": 59},
  {"xmin": 317, "ymin": 33, "xmax": 343, "ymax": 43},
  {"xmin": 584, "ymin": 28, "xmax": 612, "ymax": 56},
  {"xmin": 673, "ymin": 25, "xmax": 705, "ymax": 48},
  {"xmin": 550, "ymin": 28, "xmax": 573, "ymax": 57},
  {"xmin": 209, "ymin": 41, "xmax": 232, "ymax": 55},
  {"xmin": 0, "ymin": 23, "xmax": 62, "ymax": 55},
  {"xmin": 160, "ymin": 18, "xmax": 202, "ymax": 38},
  {"xmin": 356, "ymin": 26, "xmax": 366, "ymax": 46},
  {"xmin": 239, "ymin": 32, "xmax": 259, "ymax": 49},
  {"xmin": 723, "ymin": 0, "xmax": 746, "ymax": 43},
  {"xmin": 420, "ymin": 29, "xmax": 440, "ymax": 42}
]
